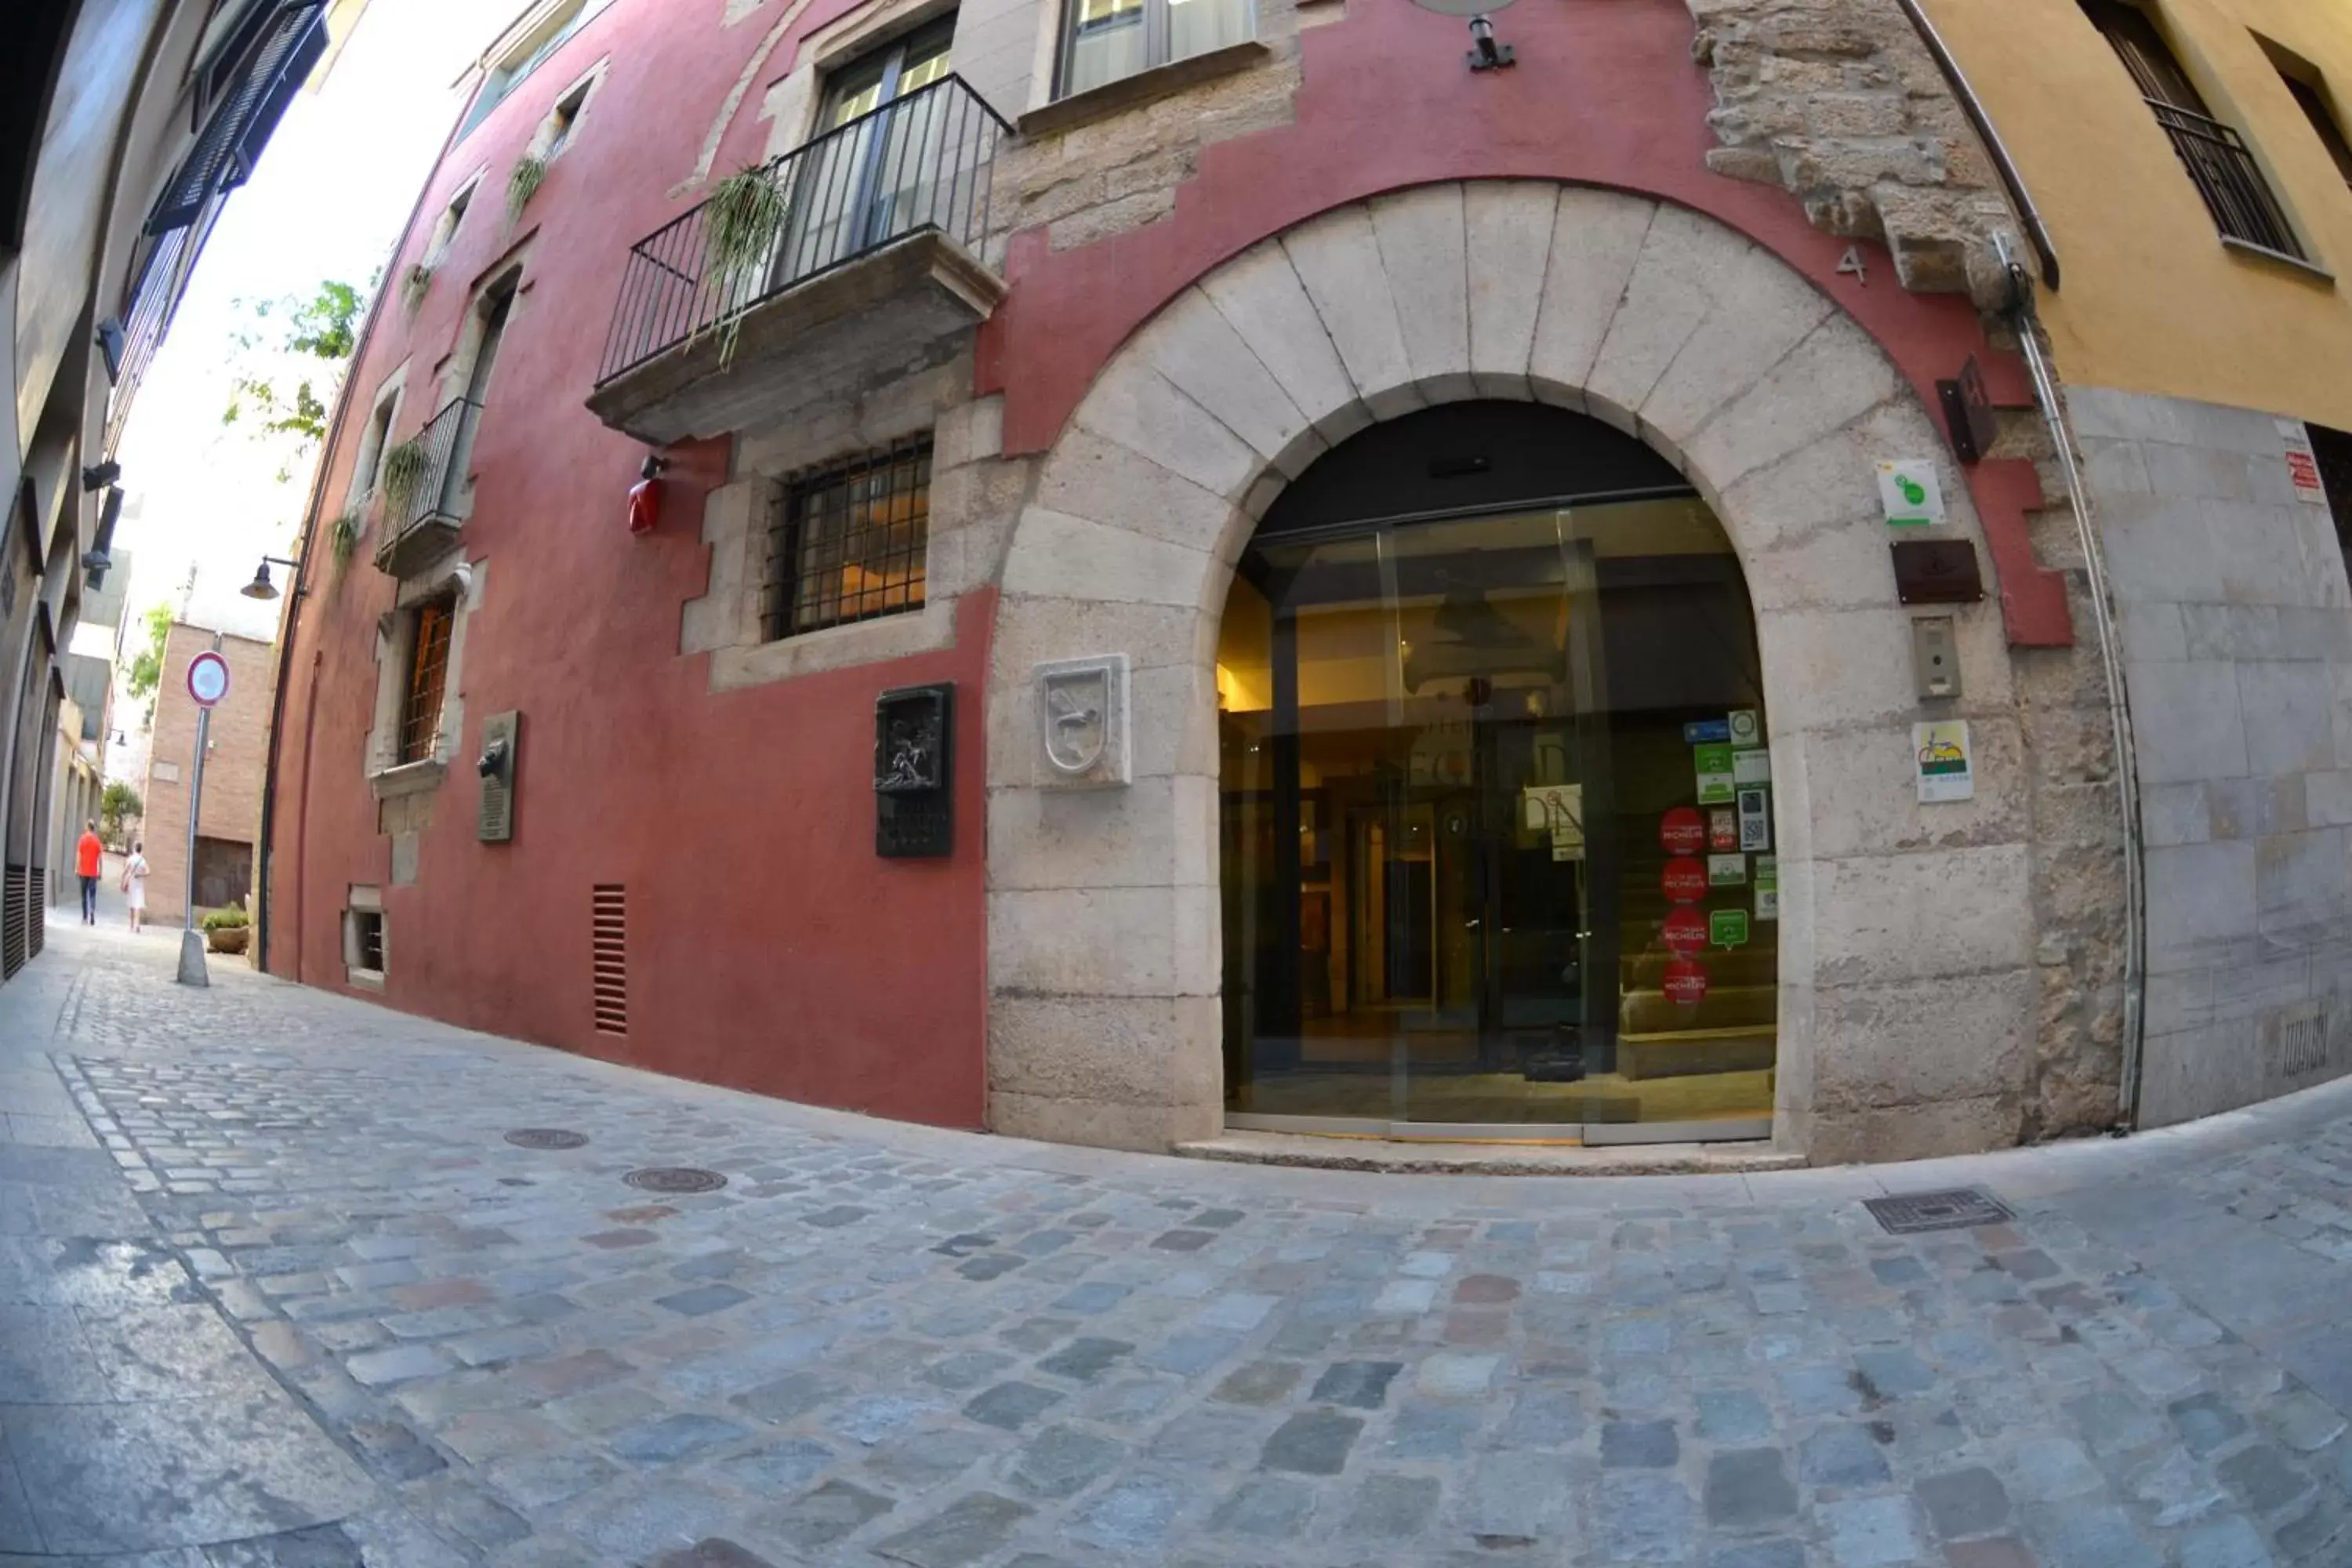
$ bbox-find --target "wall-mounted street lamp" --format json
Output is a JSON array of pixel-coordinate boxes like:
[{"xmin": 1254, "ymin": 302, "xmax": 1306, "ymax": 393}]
[
  {"xmin": 240, "ymin": 554, "xmax": 304, "ymax": 601},
  {"xmin": 1413, "ymin": 0, "xmax": 1516, "ymax": 71}
]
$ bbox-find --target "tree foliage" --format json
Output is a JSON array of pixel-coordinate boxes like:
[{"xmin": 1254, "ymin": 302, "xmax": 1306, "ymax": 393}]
[
  {"xmin": 222, "ymin": 277, "xmax": 370, "ymax": 480},
  {"xmin": 100, "ymin": 781, "xmax": 142, "ymax": 845},
  {"xmin": 123, "ymin": 603, "xmax": 171, "ymax": 702}
]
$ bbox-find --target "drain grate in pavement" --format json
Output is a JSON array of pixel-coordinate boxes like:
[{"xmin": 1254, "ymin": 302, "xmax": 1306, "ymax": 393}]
[
  {"xmin": 624, "ymin": 1166, "xmax": 728, "ymax": 1194},
  {"xmin": 505, "ymin": 1128, "xmax": 590, "ymax": 1149},
  {"xmin": 1864, "ymin": 1188, "xmax": 2012, "ymax": 1235}
]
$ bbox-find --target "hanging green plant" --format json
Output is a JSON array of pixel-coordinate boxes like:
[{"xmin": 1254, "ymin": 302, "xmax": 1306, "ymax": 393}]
[
  {"xmin": 699, "ymin": 165, "xmax": 787, "ymax": 368},
  {"xmin": 379, "ymin": 437, "xmax": 430, "ymax": 517},
  {"xmin": 399, "ymin": 261, "xmax": 433, "ymax": 315},
  {"xmin": 328, "ymin": 508, "xmax": 361, "ymax": 571},
  {"xmin": 505, "ymin": 153, "xmax": 547, "ymax": 225}
]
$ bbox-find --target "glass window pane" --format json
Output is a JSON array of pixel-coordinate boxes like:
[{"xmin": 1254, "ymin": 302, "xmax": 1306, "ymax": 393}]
[
  {"xmin": 1065, "ymin": 0, "xmax": 1146, "ymax": 96},
  {"xmin": 1170, "ymin": 0, "xmax": 1252, "ymax": 67}
]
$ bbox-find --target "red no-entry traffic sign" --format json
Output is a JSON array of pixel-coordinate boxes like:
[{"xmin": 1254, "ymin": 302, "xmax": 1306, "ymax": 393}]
[{"xmin": 187, "ymin": 650, "xmax": 230, "ymax": 708}]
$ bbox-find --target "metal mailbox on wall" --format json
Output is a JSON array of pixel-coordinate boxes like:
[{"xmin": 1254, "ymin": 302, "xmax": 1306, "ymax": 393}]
[{"xmin": 875, "ymin": 683, "xmax": 953, "ymax": 858}]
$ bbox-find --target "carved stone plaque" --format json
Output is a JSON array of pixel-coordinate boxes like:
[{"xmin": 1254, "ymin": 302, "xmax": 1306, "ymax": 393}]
[{"xmin": 1036, "ymin": 654, "xmax": 1130, "ymax": 789}]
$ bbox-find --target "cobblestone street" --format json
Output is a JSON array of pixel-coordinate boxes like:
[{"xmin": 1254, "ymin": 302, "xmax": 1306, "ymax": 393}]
[{"xmin": 5, "ymin": 925, "xmax": 2352, "ymax": 1566}]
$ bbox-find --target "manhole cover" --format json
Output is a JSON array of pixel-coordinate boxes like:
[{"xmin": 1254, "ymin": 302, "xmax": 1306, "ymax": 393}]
[
  {"xmin": 505, "ymin": 1128, "xmax": 590, "ymax": 1149},
  {"xmin": 1864, "ymin": 1189, "xmax": 2013, "ymax": 1235},
  {"xmin": 624, "ymin": 1167, "xmax": 728, "ymax": 1194}
]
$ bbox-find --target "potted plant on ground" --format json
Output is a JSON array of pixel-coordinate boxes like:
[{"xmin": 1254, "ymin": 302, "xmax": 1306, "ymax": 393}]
[{"xmin": 202, "ymin": 903, "xmax": 251, "ymax": 955}]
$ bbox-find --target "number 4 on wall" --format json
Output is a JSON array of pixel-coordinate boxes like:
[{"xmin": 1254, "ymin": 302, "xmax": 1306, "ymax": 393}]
[{"xmin": 1837, "ymin": 246, "xmax": 1867, "ymax": 287}]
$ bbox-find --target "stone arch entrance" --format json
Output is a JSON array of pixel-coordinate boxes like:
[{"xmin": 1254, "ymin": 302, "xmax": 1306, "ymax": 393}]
[{"xmin": 985, "ymin": 180, "xmax": 2040, "ymax": 1159}]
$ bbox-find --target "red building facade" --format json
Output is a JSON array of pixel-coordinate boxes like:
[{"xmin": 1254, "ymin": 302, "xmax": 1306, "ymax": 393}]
[{"xmin": 263, "ymin": 0, "xmax": 2130, "ymax": 1161}]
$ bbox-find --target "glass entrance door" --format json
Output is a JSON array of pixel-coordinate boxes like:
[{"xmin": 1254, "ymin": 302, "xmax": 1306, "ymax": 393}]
[{"xmin": 1218, "ymin": 496, "xmax": 1777, "ymax": 1142}]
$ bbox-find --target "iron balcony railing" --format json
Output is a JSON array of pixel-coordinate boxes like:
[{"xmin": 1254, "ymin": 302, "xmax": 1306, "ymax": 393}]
[
  {"xmin": 2147, "ymin": 100, "xmax": 2306, "ymax": 260},
  {"xmin": 376, "ymin": 396, "xmax": 479, "ymax": 561},
  {"xmin": 597, "ymin": 74, "xmax": 1011, "ymax": 385}
]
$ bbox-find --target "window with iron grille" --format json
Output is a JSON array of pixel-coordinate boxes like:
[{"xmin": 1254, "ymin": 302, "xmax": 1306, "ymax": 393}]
[
  {"xmin": 762, "ymin": 438, "xmax": 931, "ymax": 640},
  {"xmin": 2078, "ymin": 1, "xmax": 2304, "ymax": 259},
  {"xmin": 397, "ymin": 596, "xmax": 456, "ymax": 764}
]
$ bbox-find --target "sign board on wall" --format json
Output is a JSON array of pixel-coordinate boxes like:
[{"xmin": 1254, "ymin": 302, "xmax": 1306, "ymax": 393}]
[
  {"xmin": 1914, "ymin": 720, "xmax": 1974, "ymax": 803},
  {"xmin": 1737, "ymin": 786, "xmax": 1770, "ymax": 851},
  {"xmin": 1708, "ymin": 852, "xmax": 1747, "ymax": 887},
  {"xmin": 2281, "ymin": 419, "xmax": 2328, "ymax": 506},
  {"xmin": 1694, "ymin": 743, "xmax": 1736, "ymax": 804},
  {"xmin": 1711, "ymin": 908, "xmax": 1751, "ymax": 948},
  {"xmin": 1755, "ymin": 856, "xmax": 1780, "ymax": 921},
  {"xmin": 1876, "ymin": 459, "xmax": 1945, "ymax": 527}
]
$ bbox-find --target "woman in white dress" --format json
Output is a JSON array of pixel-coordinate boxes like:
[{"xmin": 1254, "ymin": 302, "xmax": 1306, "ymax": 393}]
[{"xmin": 120, "ymin": 840, "xmax": 149, "ymax": 933}]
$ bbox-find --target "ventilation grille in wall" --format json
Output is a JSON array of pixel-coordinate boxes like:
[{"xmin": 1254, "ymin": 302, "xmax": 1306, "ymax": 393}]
[
  {"xmin": 1, "ymin": 866, "xmax": 27, "ymax": 978},
  {"xmin": 25, "ymin": 870, "xmax": 42, "ymax": 960},
  {"xmin": 592, "ymin": 884, "xmax": 626, "ymax": 1036}
]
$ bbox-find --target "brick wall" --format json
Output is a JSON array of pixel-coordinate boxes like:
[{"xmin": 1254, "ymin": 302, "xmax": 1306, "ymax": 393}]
[{"xmin": 139, "ymin": 625, "xmax": 274, "ymax": 924}]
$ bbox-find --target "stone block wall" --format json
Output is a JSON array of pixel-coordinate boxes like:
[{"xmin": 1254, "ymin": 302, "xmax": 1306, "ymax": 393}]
[
  {"xmin": 1684, "ymin": 0, "xmax": 2017, "ymax": 304},
  {"xmin": 993, "ymin": 3, "xmax": 1312, "ymax": 254},
  {"xmin": 2069, "ymin": 385, "xmax": 2352, "ymax": 1126}
]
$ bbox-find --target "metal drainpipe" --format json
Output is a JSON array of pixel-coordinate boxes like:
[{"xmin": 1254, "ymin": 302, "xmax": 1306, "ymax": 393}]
[{"xmin": 1995, "ymin": 234, "xmax": 2147, "ymax": 1131}]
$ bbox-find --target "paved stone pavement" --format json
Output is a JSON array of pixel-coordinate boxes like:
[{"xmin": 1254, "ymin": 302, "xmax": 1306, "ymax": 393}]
[{"xmin": 7, "ymin": 924, "xmax": 2352, "ymax": 1566}]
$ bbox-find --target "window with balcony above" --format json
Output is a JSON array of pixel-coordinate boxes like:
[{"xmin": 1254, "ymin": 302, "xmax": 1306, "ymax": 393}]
[
  {"xmin": 761, "ymin": 438, "xmax": 931, "ymax": 639},
  {"xmin": 2079, "ymin": 0, "xmax": 2305, "ymax": 260},
  {"xmin": 397, "ymin": 595, "xmax": 455, "ymax": 764},
  {"xmin": 1059, "ymin": 0, "xmax": 1254, "ymax": 99}
]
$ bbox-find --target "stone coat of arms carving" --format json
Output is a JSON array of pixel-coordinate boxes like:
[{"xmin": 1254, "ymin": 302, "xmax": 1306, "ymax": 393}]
[{"xmin": 1034, "ymin": 654, "xmax": 1130, "ymax": 788}]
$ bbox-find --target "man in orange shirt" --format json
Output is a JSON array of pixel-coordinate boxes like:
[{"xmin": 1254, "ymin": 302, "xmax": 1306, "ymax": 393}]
[{"xmin": 74, "ymin": 819, "xmax": 103, "ymax": 925}]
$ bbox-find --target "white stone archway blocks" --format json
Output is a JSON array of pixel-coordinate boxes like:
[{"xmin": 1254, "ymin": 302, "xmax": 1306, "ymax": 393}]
[{"xmin": 985, "ymin": 180, "xmax": 2045, "ymax": 1160}]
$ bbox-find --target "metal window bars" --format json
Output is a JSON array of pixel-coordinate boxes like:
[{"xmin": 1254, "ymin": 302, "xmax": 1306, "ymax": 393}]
[
  {"xmin": 2146, "ymin": 100, "xmax": 2306, "ymax": 260},
  {"xmin": 597, "ymin": 75, "xmax": 1009, "ymax": 384},
  {"xmin": 397, "ymin": 597, "xmax": 456, "ymax": 765},
  {"xmin": 761, "ymin": 437, "xmax": 933, "ymax": 639}
]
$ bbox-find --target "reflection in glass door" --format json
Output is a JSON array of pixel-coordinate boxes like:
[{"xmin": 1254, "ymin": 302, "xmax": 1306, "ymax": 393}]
[{"xmin": 1218, "ymin": 497, "xmax": 1777, "ymax": 1142}]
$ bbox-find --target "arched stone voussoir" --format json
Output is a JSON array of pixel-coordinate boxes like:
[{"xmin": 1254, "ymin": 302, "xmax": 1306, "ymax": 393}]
[
  {"xmin": 987, "ymin": 177, "xmax": 2038, "ymax": 1160},
  {"xmin": 1127, "ymin": 286, "xmax": 1328, "ymax": 482}
]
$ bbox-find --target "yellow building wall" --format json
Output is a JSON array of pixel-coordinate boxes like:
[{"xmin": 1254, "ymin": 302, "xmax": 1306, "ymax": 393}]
[{"xmin": 1923, "ymin": 0, "xmax": 2352, "ymax": 427}]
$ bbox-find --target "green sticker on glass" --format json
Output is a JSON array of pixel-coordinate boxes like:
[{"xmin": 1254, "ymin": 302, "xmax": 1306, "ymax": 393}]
[
  {"xmin": 1694, "ymin": 742, "xmax": 1736, "ymax": 804},
  {"xmin": 1710, "ymin": 908, "xmax": 1750, "ymax": 948}
]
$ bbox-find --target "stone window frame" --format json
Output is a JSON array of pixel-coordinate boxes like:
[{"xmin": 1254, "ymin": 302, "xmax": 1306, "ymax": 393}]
[
  {"xmin": 682, "ymin": 362, "xmax": 1002, "ymax": 692},
  {"xmin": 365, "ymin": 557, "xmax": 485, "ymax": 798},
  {"xmin": 343, "ymin": 884, "xmax": 385, "ymax": 989},
  {"xmin": 531, "ymin": 57, "xmax": 609, "ymax": 164},
  {"xmin": 429, "ymin": 252, "xmax": 534, "ymax": 528},
  {"xmin": 758, "ymin": 0, "xmax": 964, "ymax": 162},
  {"xmin": 342, "ymin": 365, "xmax": 408, "ymax": 520},
  {"xmin": 456, "ymin": 0, "xmax": 617, "ymax": 144},
  {"xmin": 421, "ymin": 174, "xmax": 484, "ymax": 267}
]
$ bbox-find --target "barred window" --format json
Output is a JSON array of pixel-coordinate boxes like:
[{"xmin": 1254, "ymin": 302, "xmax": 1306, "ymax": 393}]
[
  {"xmin": 397, "ymin": 596, "xmax": 456, "ymax": 764},
  {"xmin": 762, "ymin": 437, "xmax": 931, "ymax": 640}
]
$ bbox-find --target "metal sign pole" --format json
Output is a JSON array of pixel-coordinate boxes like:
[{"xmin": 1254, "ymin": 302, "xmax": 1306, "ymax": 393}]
[
  {"xmin": 175, "ymin": 634, "xmax": 225, "ymax": 988},
  {"xmin": 175, "ymin": 702, "xmax": 212, "ymax": 986}
]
